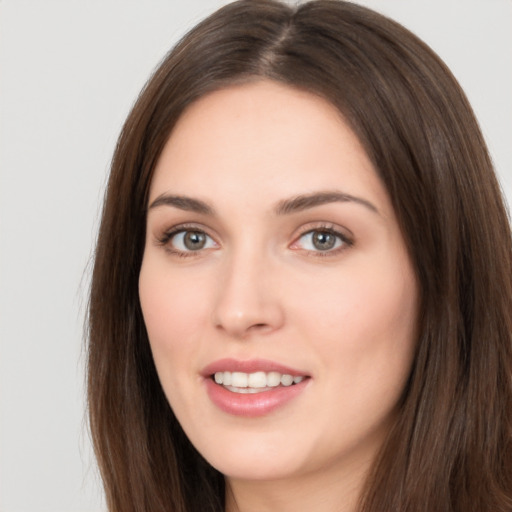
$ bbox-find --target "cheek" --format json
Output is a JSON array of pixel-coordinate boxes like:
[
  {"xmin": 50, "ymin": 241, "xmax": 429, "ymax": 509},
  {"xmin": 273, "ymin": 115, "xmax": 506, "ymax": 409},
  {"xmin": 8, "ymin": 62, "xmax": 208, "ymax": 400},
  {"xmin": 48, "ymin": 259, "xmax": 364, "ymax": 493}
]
[
  {"xmin": 139, "ymin": 258, "xmax": 209, "ymax": 345},
  {"xmin": 296, "ymin": 263, "xmax": 416, "ymax": 345},
  {"xmin": 138, "ymin": 260, "xmax": 213, "ymax": 426},
  {"xmin": 138, "ymin": 259, "xmax": 212, "ymax": 393},
  {"xmin": 305, "ymin": 260, "xmax": 417, "ymax": 438},
  {"xmin": 292, "ymin": 252, "xmax": 418, "ymax": 394}
]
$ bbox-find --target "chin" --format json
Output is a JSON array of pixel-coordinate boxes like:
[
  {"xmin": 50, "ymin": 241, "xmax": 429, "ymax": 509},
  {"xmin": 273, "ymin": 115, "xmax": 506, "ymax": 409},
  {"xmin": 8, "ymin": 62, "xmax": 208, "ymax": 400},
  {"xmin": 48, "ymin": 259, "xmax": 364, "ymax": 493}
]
[
  {"xmin": 213, "ymin": 455, "xmax": 304, "ymax": 482},
  {"xmin": 193, "ymin": 431, "xmax": 309, "ymax": 481}
]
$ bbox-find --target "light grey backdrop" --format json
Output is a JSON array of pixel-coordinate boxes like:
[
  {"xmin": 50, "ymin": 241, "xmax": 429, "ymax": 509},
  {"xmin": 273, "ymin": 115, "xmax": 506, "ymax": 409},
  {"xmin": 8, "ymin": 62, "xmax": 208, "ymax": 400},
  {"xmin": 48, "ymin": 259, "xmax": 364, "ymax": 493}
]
[{"xmin": 1, "ymin": 1, "xmax": 510, "ymax": 511}]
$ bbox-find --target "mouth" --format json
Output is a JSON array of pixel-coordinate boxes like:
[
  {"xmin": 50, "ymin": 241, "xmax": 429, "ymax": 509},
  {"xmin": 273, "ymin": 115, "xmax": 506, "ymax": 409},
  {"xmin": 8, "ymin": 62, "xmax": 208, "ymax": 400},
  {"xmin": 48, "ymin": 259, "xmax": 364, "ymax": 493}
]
[
  {"xmin": 211, "ymin": 371, "xmax": 306, "ymax": 394},
  {"xmin": 202, "ymin": 359, "xmax": 310, "ymax": 417}
]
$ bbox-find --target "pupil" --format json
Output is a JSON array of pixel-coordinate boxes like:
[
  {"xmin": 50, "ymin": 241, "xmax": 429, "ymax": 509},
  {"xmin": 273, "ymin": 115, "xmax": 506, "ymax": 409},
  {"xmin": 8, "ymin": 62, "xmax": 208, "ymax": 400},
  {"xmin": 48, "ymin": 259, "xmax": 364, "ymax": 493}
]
[
  {"xmin": 313, "ymin": 231, "xmax": 335, "ymax": 250},
  {"xmin": 184, "ymin": 231, "xmax": 206, "ymax": 250}
]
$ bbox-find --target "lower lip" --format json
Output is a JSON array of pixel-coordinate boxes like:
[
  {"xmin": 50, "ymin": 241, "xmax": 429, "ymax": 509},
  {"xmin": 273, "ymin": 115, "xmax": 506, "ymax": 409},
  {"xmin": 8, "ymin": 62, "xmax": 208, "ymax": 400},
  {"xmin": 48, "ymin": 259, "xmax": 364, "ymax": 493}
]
[{"xmin": 204, "ymin": 378, "xmax": 309, "ymax": 417}]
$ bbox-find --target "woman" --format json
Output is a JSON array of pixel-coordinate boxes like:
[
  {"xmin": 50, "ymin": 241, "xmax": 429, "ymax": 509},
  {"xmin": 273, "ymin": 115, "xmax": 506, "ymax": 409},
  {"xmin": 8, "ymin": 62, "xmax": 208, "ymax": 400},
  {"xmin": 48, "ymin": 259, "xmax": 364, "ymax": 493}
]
[{"xmin": 87, "ymin": 1, "xmax": 512, "ymax": 511}]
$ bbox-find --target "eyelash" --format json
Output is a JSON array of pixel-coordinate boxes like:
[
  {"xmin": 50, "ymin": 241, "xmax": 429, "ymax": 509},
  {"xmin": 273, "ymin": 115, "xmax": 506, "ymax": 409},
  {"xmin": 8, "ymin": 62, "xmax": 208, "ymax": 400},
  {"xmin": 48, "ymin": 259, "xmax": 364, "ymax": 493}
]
[
  {"xmin": 292, "ymin": 224, "xmax": 353, "ymax": 257},
  {"xmin": 156, "ymin": 223, "xmax": 217, "ymax": 258},
  {"xmin": 155, "ymin": 223, "xmax": 353, "ymax": 258}
]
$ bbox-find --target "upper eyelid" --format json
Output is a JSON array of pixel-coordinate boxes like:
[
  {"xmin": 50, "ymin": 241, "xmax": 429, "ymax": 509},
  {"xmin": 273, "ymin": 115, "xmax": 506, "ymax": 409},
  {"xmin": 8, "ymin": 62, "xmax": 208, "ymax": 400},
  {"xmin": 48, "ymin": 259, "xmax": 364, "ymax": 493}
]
[
  {"xmin": 154, "ymin": 223, "xmax": 218, "ymax": 246},
  {"xmin": 152, "ymin": 220, "xmax": 354, "ymax": 246},
  {"xmin": 160, "ymin": 222, "xmax": 215, "ymax": 236},
  {"xmin": 292, "ymin": 221, "xmax": 354, "ymax": 240},
  {"xmin": 295, "ymin": 230, "xmax": 349, "ymax": 244},
  {"xmin": 155, "ymin": 226, "xmax": 219, "ymax": 258},
  {"xmin": 289, "ymin": 223, "xmax": 355, "ymax": 252}
]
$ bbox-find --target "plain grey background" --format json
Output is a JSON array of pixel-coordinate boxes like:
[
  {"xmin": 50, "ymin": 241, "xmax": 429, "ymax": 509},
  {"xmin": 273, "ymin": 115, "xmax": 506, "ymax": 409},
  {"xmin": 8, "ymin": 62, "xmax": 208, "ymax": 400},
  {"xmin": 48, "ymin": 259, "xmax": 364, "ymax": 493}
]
[{"xmin": 1, "ymin": 1, "xmax": 510, "ymax": 511}]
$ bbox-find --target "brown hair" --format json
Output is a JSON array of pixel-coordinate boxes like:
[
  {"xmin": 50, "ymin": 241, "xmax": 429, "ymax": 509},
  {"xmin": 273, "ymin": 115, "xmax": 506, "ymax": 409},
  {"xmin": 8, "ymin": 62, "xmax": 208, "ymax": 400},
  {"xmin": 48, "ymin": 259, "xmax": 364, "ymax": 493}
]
[{"xmin": 87, "ymin": 1, "xmax": 512, "ymax": 510}]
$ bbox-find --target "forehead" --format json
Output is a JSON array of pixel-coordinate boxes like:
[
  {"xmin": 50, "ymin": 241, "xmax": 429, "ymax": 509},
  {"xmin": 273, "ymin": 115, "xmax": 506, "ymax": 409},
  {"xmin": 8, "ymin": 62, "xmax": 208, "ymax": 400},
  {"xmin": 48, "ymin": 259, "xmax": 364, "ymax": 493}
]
[{"xmin": 149, "ymin": 80, "xmax": 388, "ymax": 215}]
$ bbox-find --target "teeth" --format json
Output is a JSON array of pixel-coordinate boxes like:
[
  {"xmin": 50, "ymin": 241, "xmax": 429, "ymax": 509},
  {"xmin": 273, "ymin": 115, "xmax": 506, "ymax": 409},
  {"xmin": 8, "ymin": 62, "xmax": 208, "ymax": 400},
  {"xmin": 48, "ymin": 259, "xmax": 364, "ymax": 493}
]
[
  {"xmin": 231, "ymin": 372, "xmax": 248, "ymax": 388},
  {"xmin": 280, "ymin": 374, "xmax": 294, "ymax": 386},
  {"xmin": 267, "ymin": 371, "xmax": 281, "ymax": 387},
  {"xmin": 213, "ymin": 371, "xmax": 305, "ymax": 389},
  {"xmin": 248, "ymin": 371, "xmax": 267, "ymax": 388}
]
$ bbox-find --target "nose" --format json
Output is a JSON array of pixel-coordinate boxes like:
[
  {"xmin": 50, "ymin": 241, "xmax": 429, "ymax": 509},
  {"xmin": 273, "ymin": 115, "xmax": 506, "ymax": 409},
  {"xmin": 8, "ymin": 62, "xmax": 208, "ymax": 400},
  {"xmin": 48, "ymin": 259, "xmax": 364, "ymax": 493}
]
[{"xmin": 212, "ymin": 249, "xmax": 285, "ymax": 339}]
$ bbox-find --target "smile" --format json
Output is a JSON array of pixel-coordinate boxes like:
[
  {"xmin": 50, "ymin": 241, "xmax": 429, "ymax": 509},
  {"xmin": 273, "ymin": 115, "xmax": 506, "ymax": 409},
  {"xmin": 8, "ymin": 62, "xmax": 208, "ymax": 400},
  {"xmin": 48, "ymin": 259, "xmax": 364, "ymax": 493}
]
[
  {"xmin": 213, "ymin": 371, "xmax": 305, "ymax": 393},
  {"xmin": 202, "ymin": 359, "xmax": 310, "ymax": 417}
]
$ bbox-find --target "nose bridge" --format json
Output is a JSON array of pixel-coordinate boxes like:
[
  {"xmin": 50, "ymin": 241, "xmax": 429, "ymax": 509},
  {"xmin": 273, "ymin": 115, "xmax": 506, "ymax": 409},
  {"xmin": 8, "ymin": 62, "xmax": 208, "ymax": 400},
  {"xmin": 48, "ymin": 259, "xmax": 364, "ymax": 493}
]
[{"xmin": 212, "ymin": 238, "xmax": 283, "ymax": 338}]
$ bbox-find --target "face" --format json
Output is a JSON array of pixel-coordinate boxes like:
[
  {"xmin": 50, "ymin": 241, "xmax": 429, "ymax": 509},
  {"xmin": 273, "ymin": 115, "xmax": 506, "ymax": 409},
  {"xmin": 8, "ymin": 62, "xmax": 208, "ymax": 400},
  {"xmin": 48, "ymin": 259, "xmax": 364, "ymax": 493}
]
[{"xmin": 139, "ymin": 81, "xmax": 418, "ymax": 487}]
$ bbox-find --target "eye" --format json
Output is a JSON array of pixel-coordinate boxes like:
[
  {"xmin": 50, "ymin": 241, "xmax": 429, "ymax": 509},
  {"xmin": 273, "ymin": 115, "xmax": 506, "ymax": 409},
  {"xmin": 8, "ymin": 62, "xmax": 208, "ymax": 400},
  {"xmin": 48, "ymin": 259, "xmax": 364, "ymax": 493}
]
[
  {"xmin": 293, "ymin": 228, "xmax": 350, "ymax": 253},
  {"xmin": 163, "ymin": 229, "xmax": 217, "ymax": 254}
]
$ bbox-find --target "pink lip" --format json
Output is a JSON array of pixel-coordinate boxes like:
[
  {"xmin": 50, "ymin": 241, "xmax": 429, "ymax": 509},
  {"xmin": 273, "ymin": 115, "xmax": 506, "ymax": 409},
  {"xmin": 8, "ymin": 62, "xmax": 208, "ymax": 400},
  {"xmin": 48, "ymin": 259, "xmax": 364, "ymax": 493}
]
[{"xmin": 201, "ymin": 358, "xmax": 310, "ymax": 417}]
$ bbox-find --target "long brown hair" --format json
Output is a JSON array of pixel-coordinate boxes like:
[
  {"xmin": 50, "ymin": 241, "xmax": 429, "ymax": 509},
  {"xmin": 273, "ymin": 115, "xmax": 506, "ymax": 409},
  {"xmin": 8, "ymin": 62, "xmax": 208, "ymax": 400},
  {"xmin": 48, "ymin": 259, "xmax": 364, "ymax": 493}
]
[{"xmin": 87, "ymin": 1, "xmax": 512, "ymax": 510}]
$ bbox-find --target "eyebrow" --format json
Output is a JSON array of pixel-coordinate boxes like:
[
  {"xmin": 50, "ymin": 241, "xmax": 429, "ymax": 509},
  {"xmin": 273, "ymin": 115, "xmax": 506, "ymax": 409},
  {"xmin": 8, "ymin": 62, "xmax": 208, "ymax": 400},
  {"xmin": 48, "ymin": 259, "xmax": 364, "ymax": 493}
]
[
  {"xmin": 148, "ymin": 194, "xmax": 214, "ymax": 215},
  {"xmin": 274, "ymin": 191, "xmax": 379, "ymax": 215},
  {"xmin": 148, "ymin": 190, "xmax": 379, "ymax": 216}
]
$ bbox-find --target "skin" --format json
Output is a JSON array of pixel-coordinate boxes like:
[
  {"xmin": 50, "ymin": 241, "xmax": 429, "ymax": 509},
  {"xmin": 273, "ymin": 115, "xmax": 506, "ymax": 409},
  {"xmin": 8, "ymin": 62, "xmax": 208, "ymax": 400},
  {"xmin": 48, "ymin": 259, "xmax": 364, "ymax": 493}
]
[{"xmin": 139, "ymin": 80, "xmax": 419, "ymax": 512}]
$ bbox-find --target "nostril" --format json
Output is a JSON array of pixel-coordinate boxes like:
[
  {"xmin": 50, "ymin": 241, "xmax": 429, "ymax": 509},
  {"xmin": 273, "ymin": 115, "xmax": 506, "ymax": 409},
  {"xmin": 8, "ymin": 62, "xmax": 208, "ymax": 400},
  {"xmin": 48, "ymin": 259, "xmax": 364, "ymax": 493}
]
[{"xmin": 247, "ymin": 322, "xmax": 272, "ymax": 333}]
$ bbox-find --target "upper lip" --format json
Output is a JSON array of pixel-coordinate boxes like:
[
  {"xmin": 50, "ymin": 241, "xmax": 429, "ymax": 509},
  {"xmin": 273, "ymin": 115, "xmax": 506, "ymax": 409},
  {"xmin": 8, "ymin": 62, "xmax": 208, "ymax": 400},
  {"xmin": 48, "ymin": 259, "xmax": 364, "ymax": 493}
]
[{"xmin": 201, "ymin": 358, "xmax": 309, "ymax": 377}]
